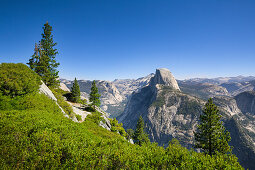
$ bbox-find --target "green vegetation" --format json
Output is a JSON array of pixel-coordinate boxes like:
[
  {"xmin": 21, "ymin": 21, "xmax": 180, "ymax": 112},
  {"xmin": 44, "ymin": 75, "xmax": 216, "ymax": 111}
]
[
  {"xmin": 177, "ymin": 97, "xmax": 201, "ymax": 116},
  {"xmin": 0, "ymin": 95, "xmax": 242, "ymax": 169},
  {"xmin": 0, "ymin": 64, "xmax": 242, "ymax": 169},
  {"xmin": 78, "ymin": 98, "xmax": 87, "ymax": 105},
  {"xmin": 75, "ymin": 114, "xmax": 82, "ymax": 121},
  {"xmin": 85, "ymin": 110, "xmax": 103, "ymax": 124},
  {"xmin": 0, "ymin": 63, "xmax": 41, "ymax": 97},
  {"xmin": 110, "ymin": 118, "xmax": 127, "ymax": 137},
  {"xmin": 27, "ymin": 22, "xmax": 60, "ymax": 87},
  {"xmin": 194, "ymin": 98, "xmax": 232, "ymax": 156},
  {"xmin": 126, "ymin": 129, "xmax": 135, "ymax": 140},
  {"xmin": 70, "ymin": 77, "xmax": 80, "ymax": 103},
  {"xmin": 89, "ymin": 80, "xmax": 101, "ymax": 110},
  {"xmin": 51, "ymin": 88, "xmax": 74, "ymax": 118},
  {"xmin": 133, "ymin": 116, "xmax": 150, "ymax": 146}
]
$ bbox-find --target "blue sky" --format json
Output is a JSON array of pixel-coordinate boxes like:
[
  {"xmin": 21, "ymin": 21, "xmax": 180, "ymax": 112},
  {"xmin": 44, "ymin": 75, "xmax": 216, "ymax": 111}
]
[{"xmin": 1, "ymin": 0, "xmax": 255, "ymax": 80}]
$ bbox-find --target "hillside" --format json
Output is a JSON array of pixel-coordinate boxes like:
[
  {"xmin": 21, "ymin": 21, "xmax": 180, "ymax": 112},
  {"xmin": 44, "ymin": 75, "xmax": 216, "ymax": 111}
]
[{"xmin": 0, "ymin": 63, "xmax": 243, "ymax": 169}]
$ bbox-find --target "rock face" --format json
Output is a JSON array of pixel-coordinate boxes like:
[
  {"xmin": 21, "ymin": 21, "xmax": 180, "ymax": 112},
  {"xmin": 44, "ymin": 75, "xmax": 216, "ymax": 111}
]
[
  {"xmin": 59, "ymin": 82, "xmax": 70, "ymax": 92},
  {"xmin": 39, "ymin": 81, "xmax": 57, "ymax": 101},
  {"xmin": 235, "ymin": 91, "xmax": 255, "ymax": 115},
  {"xmin": 39, "ymin": 81, "xmax": 70, "ymax": 119},
  {"xmin": 118, "ymin": 68, "xmax": 201, "ymax": 147},
  {"xmin": 150, "ymin": 68, "xmax": 180, "ymax": 91},
  {"xmin": 213, "ymin": 96, "xmax": 241, "ymax": 116}
]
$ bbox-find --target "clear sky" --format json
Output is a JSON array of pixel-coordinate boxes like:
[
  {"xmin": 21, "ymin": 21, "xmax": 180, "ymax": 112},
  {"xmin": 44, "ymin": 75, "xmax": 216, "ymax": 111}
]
[{"xmin": 1, "ymin": 0, "xmax": 255, "ymax": 81}]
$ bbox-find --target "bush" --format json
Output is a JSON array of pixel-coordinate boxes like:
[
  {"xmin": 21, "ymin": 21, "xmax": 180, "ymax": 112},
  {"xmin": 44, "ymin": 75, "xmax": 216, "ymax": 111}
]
[
  {"xmin": 51, "ymin": 88, "xmax": 74, "ymax": 117},
  {"xmin": 0, "ymin": 63, "xmax": 41, "ymax": 97},
  {"xmin": 85, "ymin": 111, "xmax": 103, "ymax": 124},
  {"xmin": 110, "ymin": 118, "xmax": 127, "ymax": 138},
  {"xmin": 76, "ymin": 114, "xmax": 82, "ymax": 121},
  {"xmin": 0, "ymin": 93, "xmax": 243, "ymax": 169}
]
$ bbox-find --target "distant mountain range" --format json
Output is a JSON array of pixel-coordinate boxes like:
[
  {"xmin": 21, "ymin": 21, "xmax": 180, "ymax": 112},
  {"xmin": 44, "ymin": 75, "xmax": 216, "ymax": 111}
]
[
  {"xmin": 60, "ymin": 74, "xmax": 255, "ymax": 117},
  {"xmin": 60, "ymin": 72, "xmax": 255, "ymax": 169},
  {"xmin": 183, "ymin": 75, "xmax": 255, "ymax": 85}
]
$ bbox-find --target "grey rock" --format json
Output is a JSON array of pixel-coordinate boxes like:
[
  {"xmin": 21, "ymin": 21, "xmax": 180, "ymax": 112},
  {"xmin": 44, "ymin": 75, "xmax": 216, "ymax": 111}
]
[
  {"xmin": 59, "ymin": 82, "xmax": 70, "ymax": 92},
  {"xmin": 39, "ymin": 81, "xmax": 71, "ymax": 118},
  {"xmin": 39, "ymin": 81, "xmax": 57, "ymax": 101},
  {"xmin": 150, "ymin": 68, "xmax": 180, "ymax": 91},
  {"xmin": 99, "ymin": 120, "xmax": 111, "ymax": 131},
  {"xmin": 129, "ymin": 138, "xmax": 134, "ymax": 144}
]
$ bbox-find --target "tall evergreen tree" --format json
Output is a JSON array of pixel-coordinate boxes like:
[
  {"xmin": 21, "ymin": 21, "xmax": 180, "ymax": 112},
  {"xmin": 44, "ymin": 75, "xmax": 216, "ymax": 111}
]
[
  {"xmin": 194, "ymin": 98, "xmax": 231, "ymax": 156},
  {"xmin": 133, "ymin": 116, "xmax": 150, "ymax": 146},
  {"xmin": 27, "ymin": 22, "xmax": 59, "ymax": 87},
  {"xmin": 71, "ymin": 78, "xmax": 80, "ymax": 103},
  {"xmin": 89, "ymin": 80, "xmax": 101, "ymax": 110}
]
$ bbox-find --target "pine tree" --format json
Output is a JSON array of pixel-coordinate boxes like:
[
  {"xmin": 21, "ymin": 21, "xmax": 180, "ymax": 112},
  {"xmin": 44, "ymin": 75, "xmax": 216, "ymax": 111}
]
[
  {"xmin": 194, "ymin": 98, "xmax": 231, "ymax": 156},
  {"xmin": 133, "ymin": 116, "xmax": 150, "ymax": 146},
  {"xmin": 27, "ymin": 22, "xmax": 59, "ymax": 87},
  {"xmin": 89, "ymin": 80, "xmax": 101, "ymax": 110},
  {"xmin": 71, "ymin": 78, "xmax": 80, "ymax": 103}
]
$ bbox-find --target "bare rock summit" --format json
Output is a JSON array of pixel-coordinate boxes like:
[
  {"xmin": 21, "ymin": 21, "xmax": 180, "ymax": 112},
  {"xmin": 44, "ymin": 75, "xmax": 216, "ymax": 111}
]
[{"xmin": 150, "ymin": 68, "xmax": 180, "ymax": 91}]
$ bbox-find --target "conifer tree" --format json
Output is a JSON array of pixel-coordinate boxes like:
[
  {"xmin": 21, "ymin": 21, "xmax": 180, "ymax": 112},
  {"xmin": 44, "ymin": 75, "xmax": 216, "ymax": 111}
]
[
  {"xmin": 27, "ymin": 22, "xmax": 59, "ymax": 87},
  {"xmin": 133, "ymin": 116, "xmax": 150, "ymax": 146},
  {"xmin": 71, "ymin": 78, "xmax": 80, "ymax": 103},
  {"xmin": 89, "ymin": 80, "xmax": 101, "ymax": 110},
  {"xmin": 194, "ymin": 98, "xmax": 231, "ymax": 156}
]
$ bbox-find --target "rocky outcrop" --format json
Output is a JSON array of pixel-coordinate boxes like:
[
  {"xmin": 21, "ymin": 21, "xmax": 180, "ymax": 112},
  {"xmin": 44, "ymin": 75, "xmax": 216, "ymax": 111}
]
[
  {"xmin": 39, "ymin": 81, "xmax": 69, "ymax": 118},
  {"xmin": 67, "ymin": 102, "xmax": 91, "ymax": 122},
  {"xmin": 150, "ymin": 68, "xmax": 180, "ymax": 91},
  {"xmin": 39, "ymin": 81, "xmax": 57, "ymax": 101},
  {"xmin": 96, "ymin": 106, "xmax": 112, "ymax": 130},
  {"xmin": 59, "ymin": 82, "xmax": 70, "ymax": 92}
]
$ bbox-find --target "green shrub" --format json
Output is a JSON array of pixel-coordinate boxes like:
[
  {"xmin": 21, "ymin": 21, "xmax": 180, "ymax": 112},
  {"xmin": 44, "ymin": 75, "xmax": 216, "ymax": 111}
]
[
  {"xmin": 0, "ymin": 63, "xmax": 41, "ymax": 97},
  {"xmin": 85, "ymin": 111, "xmax": 103, "ymax": 124},
  {"xmin": 78, "ymin": 99, "xmax": 87, "ymax": 105},
  {"xmin": 110, "ymin": 118, "xmax": 127, "ymax": 138},
  {"xmin": 51, "ymin": 88, "xmax": 74, "ymax": 117},
  {"xmin": 0, "ymin": 93, "xmax": 243, "ymax": 169},
  {"xmin": 76, "ymin": 114, "xmax": 82, "ymax": 121}
]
